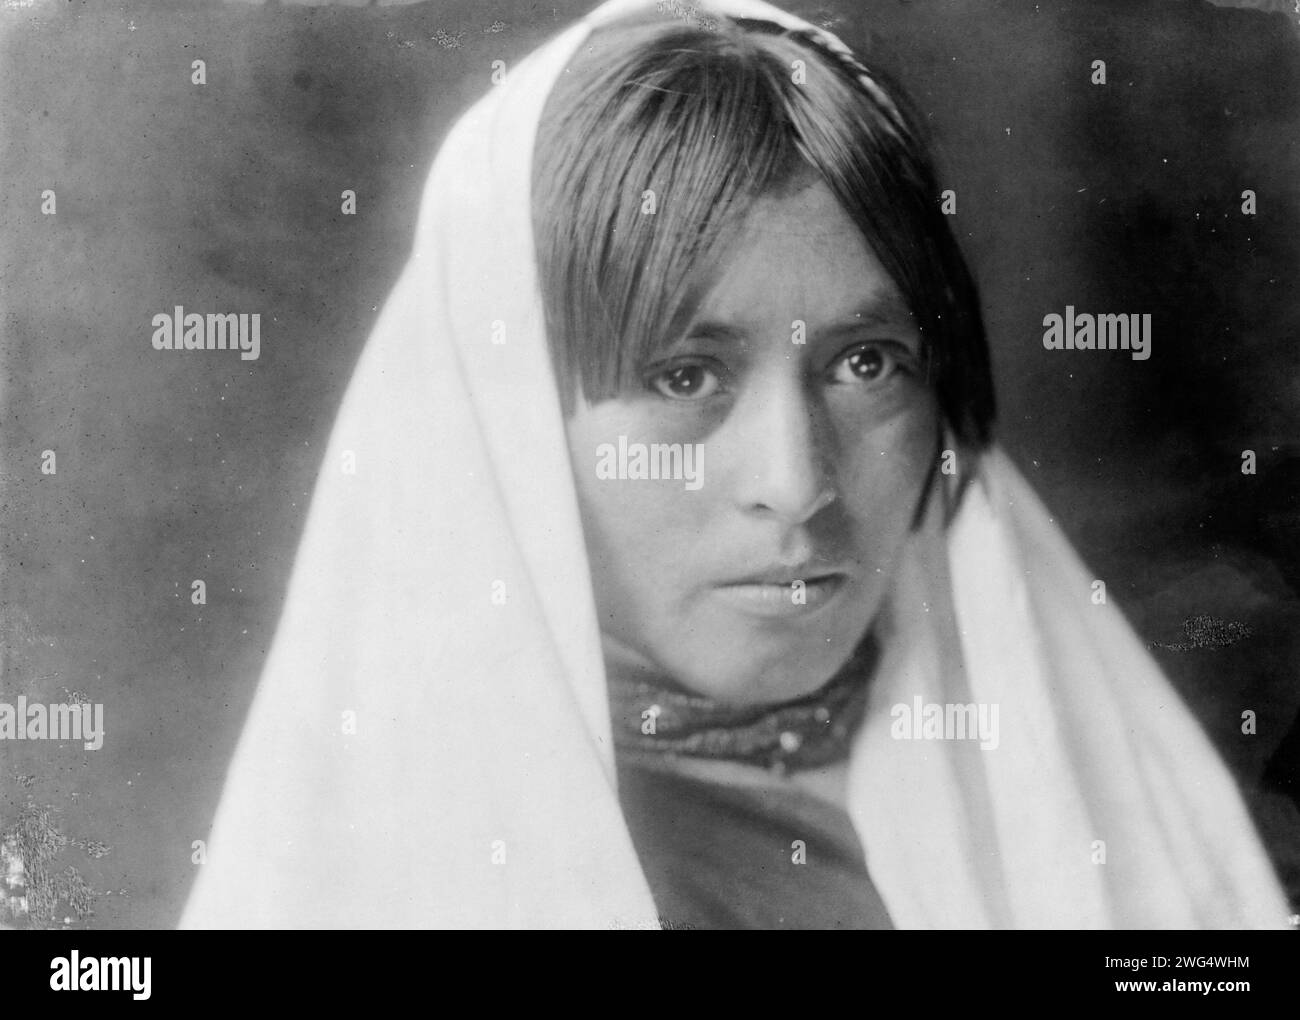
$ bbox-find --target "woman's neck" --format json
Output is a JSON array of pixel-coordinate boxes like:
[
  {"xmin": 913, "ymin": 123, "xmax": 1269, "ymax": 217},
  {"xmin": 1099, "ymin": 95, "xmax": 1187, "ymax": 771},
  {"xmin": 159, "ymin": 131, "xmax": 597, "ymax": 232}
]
[{"xmin": 603, "ymin": 631, "xmax": 876, "ymax": 807}]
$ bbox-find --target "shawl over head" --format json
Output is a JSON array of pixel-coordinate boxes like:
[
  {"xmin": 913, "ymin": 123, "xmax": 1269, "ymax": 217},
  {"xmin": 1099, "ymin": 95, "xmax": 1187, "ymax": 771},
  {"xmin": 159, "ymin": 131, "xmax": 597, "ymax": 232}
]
[{"xmin": 181, "ymin": 0, "xmax": 1289, "ymax": 929}]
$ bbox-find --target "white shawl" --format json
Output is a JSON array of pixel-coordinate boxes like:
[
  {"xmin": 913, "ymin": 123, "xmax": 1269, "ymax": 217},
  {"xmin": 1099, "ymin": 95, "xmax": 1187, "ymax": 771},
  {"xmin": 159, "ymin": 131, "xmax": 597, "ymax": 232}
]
[{"xmin": 180, "ymin": 0, "xmax": 1290, "ymax": 929}]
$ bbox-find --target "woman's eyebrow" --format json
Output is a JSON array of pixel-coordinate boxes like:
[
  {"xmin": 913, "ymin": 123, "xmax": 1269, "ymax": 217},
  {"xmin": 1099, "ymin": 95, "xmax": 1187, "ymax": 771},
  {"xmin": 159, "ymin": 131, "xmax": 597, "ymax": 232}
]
[
  {"xmin": 678, "ymin": 321, "xmax": 749, "ymax": 345},
  {"xmin": 676, "ymin": 293, "xmax": 916, "ymax": 346},
  {"xmin": 827, "ymin": 293, "xmax": 917, "ymax": 333}
]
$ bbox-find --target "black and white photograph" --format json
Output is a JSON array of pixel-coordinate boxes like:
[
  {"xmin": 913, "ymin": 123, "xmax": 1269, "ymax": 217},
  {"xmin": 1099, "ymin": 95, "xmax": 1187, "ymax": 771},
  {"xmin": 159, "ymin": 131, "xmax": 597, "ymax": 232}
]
[{"xmin": 2, "ymin": 0, "xmax": 1298, "ymax": 948}]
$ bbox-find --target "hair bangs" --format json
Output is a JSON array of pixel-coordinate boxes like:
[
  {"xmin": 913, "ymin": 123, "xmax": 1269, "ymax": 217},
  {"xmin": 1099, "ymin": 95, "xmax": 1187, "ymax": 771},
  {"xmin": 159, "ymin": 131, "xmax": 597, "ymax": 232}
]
[
  {"xmin": 532, "ymin": 14, "xmax": 994, "ymax": 444},
  {"xmin": 534, "ymin": 22, "xmax": 805, "ymax": 411}
]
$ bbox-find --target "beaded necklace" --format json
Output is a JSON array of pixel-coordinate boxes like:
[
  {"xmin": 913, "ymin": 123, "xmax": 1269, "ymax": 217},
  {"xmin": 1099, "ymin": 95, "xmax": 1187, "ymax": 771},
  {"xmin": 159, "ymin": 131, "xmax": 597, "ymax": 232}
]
[{"xmin": 607, "ymin": 636, "xmax": 877, "ymax": 774}]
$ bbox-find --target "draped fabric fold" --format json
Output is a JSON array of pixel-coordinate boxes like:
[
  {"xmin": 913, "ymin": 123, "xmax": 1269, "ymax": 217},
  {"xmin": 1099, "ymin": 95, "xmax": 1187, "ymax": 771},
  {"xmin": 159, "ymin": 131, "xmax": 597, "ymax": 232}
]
[
  {"xmin": 181, "ymin": 0, "xmax": 1289, "ymax": 929},
  {"xmin": 850, "ymin": 446, "xmax": 1288, "ymax": 928}
]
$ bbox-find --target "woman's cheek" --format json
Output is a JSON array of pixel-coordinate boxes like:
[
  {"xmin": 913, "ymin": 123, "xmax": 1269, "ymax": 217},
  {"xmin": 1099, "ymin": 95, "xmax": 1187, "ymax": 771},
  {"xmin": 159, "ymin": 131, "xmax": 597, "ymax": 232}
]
[
  {"xmin": 841, "ymin": 400, "xmax": 940, "ymax": 536},
  {"xmin": 567, "ymin": 409, "xmax": 704, "ymax": 623}
]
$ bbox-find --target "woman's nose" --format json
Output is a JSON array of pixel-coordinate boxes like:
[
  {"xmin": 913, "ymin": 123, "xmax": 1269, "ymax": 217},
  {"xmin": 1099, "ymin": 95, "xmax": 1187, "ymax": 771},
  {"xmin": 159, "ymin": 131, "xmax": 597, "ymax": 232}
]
[{"xmin": 730, "ymin": 377, "xmax": 836, "ymax": 525}]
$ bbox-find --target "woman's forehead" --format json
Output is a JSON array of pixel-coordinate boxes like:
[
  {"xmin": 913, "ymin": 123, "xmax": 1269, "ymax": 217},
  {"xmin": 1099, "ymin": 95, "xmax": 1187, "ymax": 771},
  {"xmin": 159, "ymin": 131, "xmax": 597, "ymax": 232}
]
[{"xmin": 686, "ymin": 181, "xmax": 910, "ymax": 328}]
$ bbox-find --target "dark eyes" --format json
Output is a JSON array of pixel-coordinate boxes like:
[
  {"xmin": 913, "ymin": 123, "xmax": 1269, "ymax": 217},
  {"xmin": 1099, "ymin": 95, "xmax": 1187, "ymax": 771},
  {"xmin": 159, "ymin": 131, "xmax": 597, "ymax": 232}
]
[
  {"xmin": 645, "ymin": 343, "xmax": 912, "ymax": 402},
  {"xmin": 830, "ymin": 345, "xmax": 891, "ymax": 385},
  {"xmin": 648, "ymin": 363, "xmax": 723, "ymax": 400}
]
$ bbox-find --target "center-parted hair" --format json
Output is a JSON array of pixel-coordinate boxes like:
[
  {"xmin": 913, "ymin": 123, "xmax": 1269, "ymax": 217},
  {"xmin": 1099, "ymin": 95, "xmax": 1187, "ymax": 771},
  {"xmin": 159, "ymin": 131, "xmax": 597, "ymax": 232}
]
[{"xmin": 531, "ymin": 13, "xmax": 994, "ymax": 446}]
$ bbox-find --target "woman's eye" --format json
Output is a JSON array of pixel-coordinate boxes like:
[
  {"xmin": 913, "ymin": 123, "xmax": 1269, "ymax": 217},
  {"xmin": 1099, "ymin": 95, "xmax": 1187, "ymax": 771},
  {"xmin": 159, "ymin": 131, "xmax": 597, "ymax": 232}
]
[
  {"xmin": 647, "ymin": 362, "xmax": 721, "ymax": 401},
  {"xmin": 828, "ymin": 343, "xmax": 906, "ymax": 386}
]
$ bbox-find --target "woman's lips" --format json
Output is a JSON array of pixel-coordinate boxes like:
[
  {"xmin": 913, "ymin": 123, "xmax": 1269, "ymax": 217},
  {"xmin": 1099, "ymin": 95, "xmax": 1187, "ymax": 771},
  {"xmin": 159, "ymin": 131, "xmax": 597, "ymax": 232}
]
[{"xmin": 711, "ymin": 573, "xmax": 848, "ymax": 618}]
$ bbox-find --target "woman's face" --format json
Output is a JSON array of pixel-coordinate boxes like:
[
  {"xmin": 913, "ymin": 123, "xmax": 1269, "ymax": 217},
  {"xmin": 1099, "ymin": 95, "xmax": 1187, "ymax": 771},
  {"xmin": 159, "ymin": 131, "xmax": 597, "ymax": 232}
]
[{"xmin": 565, "ymin": 179, "xmax": 940, "ymax": 706}]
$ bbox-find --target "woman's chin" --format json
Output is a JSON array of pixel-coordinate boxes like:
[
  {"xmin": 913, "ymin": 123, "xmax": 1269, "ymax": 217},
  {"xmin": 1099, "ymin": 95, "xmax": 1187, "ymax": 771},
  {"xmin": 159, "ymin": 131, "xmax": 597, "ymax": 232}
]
[
  {"xmin": 668, "ymin": 596, "xmax": 875, "ymax": 706},
  {"xmin": 664, "ymin": 638, "xmax": 863, "ymax": 708},
  {"xmin": 601, "ymin": 587, "xmax": 877, "ymax": 706}
]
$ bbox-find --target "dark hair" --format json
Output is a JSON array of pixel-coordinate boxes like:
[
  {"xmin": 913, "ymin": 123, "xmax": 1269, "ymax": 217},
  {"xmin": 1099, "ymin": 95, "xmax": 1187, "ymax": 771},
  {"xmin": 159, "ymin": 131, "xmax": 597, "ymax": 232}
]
[{"xmin": 531, "ymin": 13, "xmax": 995, "ymax": 446}]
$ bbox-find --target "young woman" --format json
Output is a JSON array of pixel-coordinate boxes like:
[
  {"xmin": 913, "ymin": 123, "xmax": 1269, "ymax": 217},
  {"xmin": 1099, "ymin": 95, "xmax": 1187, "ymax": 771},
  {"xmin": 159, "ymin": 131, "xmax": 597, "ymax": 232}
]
[{"xmin": 181, "ymin": 0, "xmax": 1289, "ymax": 929}]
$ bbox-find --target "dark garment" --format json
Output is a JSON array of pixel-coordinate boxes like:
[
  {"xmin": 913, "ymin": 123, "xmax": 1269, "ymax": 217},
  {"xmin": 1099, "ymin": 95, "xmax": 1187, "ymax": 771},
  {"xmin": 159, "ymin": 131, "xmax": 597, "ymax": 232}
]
[{"xmin": 617, "ymin": 760, "xmax": 894, "ymax": 930}]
